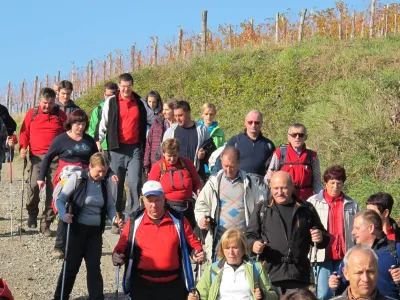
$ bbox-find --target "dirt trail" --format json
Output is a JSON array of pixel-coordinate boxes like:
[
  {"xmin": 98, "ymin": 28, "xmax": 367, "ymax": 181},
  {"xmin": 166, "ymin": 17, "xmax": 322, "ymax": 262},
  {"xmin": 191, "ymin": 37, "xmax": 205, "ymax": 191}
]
[{"xmin": 0, "ymin": 158, "xmax": 127, "ymax": 299}]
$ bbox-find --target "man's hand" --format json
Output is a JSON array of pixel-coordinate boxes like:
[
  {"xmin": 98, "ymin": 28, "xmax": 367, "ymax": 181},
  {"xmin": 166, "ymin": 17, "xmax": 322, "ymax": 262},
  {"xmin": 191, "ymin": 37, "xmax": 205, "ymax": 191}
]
[
  {"xmin": 7, "ymin": 137, "xmax": 14, "ymax": 148},
  {"xmin": 254, "ymin": 288, "xmax": 263, "ymax": 299},
  {"xmin": 63, "ymin": 213, "xmax": 74, "ymax": 224},
  {"xmin": 328, "ymin": 274, "xmax": 341, "ymax": 290},
  {"xmin": 310, "ymin": 228, "xmax": 323, "ymax": 243},
  {"xmin": 252, "ymin": 241, "xmax": 267, "ymax": 254},
  {"xmin": 37, "ymin": 180, "xmax": 45, "ymax": 190},
  {"xmin": 197, "ymin": 149, "xmax": 205, "ymax": 160},
  {"xmin": 96, "ymin": 141, "xmax": 103, "ymax": 152},
  {"xmin": 389, "ymin": 267, "xmax": 400, "ymax": 283},
  {"xmin": 20, "ymin": 148, "xmax": 27, "ymax": 159},
  {"xmin": 112, "ymin": 252, "xmax": 125, "ymax": 266},
  {"xmin": 187, "ymin": 292, "xmax": 199, "ymax": 300},
  {"xmin": 111, "ymin": 175, "xmax": 119, "ymax": 183},
  {"xmin": 199, "ymin": 216, "xmax": 210, "ymax": 229},
  {"xmin": 192, "ymin": 250, "xmax": 205, "ymax": 263}
]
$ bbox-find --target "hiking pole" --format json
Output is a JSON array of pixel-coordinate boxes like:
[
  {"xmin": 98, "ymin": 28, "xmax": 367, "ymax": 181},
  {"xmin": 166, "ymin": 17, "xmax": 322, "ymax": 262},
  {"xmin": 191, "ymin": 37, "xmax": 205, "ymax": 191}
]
[
  {"xmin": 60, "ymin": 204, "xmax": 73, "ymax": 300},
  {"xmin": 115, "ymin": 251, "xmax": 121, "ymax": 300},
  {"xmin": 9, "ymin": 157, "xmax": 13, "ymax": 238},
  {"xmin": 332, "ymin": 271, "xmax": 338, "ymax": 297},
  {"xmin": 390, "ymin": 265, "xmax": 400, "ymax": 295},
  {"xmin": 19, "ymin": 157, "xmax": 28, "ymax": 241},
  {"xmin": 312, "ymin": 226, "xmax": 319, "ymax": 296}
]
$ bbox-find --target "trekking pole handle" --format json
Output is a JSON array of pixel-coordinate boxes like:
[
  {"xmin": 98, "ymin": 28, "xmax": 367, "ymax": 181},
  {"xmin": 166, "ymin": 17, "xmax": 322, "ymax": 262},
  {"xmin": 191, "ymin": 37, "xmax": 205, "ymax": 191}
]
[
  {"xmin": 331, "ymin": 271, "xmax": 338, "ymax": 295},
  {"xmin": 116, "ymin": 250, "xmax": 122, "ymax": 267},
  {"xmin": 23, "ymin": 157, "xmax": 28, "ymax": 169},
  {"xmin": 390, "ymin": 265, "xmax": 400, "ymax": 289},
  {"xmin": 312, "ymin": 226, "xmax": 319, "ymax": 247}
]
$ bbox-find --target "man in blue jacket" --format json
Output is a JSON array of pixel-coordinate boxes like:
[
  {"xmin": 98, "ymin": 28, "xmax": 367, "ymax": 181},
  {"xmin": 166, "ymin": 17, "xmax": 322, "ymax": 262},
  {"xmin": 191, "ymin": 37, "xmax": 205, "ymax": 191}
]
[{"xmin": 329, "ymin": 209, "xmax": 400, "ymax": 299}]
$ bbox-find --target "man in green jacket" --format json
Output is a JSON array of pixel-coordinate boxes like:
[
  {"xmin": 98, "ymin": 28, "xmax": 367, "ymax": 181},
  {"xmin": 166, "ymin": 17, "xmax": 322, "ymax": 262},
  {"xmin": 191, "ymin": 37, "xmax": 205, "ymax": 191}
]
[{"xmin": 88, "ymin": 81, "xmax": 118, "ymax": 158}]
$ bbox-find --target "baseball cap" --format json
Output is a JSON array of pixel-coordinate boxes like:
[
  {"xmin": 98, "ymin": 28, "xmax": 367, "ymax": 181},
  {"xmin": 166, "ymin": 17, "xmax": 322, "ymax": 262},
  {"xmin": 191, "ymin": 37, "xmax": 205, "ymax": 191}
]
[{"xmin": 142, "ymin": 181, "xmax": 164, "ymax": 197}]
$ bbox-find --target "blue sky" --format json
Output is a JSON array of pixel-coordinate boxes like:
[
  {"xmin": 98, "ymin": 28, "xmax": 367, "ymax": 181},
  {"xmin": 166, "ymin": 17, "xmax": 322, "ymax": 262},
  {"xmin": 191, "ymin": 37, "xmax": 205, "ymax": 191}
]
[{"xmin": 0, "ymin": 0, "xmax": 383, "ymax": 97}]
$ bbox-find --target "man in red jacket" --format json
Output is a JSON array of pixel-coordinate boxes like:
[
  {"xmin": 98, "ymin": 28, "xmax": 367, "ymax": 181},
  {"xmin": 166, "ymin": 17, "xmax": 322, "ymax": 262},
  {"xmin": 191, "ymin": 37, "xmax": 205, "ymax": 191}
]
[
  {"xmin": 266, "ymin": 123, "xmax": 322, "ymax": 201},
  {"xmin": 19, "ymin": 88, "xmax": 67, "ymax": 236}
]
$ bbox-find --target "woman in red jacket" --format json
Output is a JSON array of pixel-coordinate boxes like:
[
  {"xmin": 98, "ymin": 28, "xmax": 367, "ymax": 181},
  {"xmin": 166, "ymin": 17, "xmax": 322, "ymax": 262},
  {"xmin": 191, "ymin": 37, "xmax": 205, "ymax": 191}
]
[{"xmin": 148, "ymin": 138, "xmax": 201, "ymax": 229}]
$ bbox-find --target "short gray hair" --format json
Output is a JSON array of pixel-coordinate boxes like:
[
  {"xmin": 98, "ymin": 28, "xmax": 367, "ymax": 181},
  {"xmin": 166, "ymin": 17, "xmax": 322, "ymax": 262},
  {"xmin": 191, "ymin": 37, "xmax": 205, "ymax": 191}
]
[
  {"xmin": 288, "ymin": 123, "xmax": 307, "ymax": 135},
  {"xmin": 343, "ymin": 245, "xmax": 378, "ymax": 269}
]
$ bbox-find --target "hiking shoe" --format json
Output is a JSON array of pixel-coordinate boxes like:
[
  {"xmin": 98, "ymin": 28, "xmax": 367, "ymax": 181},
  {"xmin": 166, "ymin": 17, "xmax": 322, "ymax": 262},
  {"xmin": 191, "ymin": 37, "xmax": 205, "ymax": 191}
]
[
  {"xmin": 42, "ymin": 228, "xmax": 56, "ymax": 237},
  {"xmin": 52, "ymin": 249, "xmax": 64, "ymax": 259},
  {"xmin": 110, "ymin": 225, "xmax": 120, "ymax": 235},
  {"xmin": 27, "ymin": 216, "xmax": 37, "ymax": 229}
]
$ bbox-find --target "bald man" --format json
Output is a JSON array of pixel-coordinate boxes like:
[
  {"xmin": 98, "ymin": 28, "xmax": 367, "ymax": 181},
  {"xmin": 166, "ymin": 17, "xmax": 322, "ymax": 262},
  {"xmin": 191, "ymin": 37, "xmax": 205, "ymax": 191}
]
[
  {"xmin": 332, "ymin": 245, "xmax": 396, "ymax": 300},
  {"xmin": 195, "ymin": 146, "xmax": 266, "ymax": 263},
  {"xmin": 246, "ymin": 171, "xmax": 330, "ymax": 297}
]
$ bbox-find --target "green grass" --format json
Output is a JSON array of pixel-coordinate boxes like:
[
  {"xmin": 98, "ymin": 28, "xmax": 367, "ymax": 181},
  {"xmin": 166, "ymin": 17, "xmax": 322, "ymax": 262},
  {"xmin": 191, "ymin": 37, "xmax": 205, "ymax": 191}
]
[{"xmin": 76, "ymin": 36, "xmax": 400, "ymax": 217}]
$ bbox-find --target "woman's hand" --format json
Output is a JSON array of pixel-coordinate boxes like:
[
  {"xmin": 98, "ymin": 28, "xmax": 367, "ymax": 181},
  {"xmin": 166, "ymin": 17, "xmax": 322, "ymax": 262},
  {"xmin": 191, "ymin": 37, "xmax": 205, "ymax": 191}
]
[
  {"xmin": 63, "ymin": 213, "xmax": 74, "ymax": 224},
  {"xmin": 254, "ymin": 288, "xmax": 263, "ymax": 299},
  {"xmin": 112, "ymin": 252, "xmax": 125, "ymax": 266},
  {"xmin": 111, "ymin": 175, "xmax": 119, "ymax": 183},
  {"xmin": 187, "ymin": 291, "xmax": 199, "ymax": 300}
]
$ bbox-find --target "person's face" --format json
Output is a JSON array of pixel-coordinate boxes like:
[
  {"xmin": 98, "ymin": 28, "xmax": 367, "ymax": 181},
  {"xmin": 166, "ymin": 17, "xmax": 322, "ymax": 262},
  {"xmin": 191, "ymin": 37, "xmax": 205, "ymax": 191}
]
[
  {"xmin": 245, "ymin": 112, "xmax": 262, "ymax": 136},
  {"xmin": 366, "ymin": 205, "xmax": 389, "ymax": 221},
  {"xmin": 104, "ymin": 88, "xmax": 117, "ymax": 99},
  {"xmin": 202, "ymin": 109, "xmax": 216, "ymax": 126},
  {"xmin": 147, "ymin": 96, "xmax": 158, "ymax": 111},
  {"xmin": 59, "ymin": 88, "xmax": 72, "ymax": 102},
  {"xmin": 71, "ymin": 121, "xmax": 86, "ymax": 136},
  {"xmin": 163, "ymin": 151, "xmax": 179, "ymax": 165},
  {"xmin": 325, "ymin": 179, "xmax": 344, "ymax": 198},
  {"xmin": 163, "ymin": 104, "xmax": 174, "ymax": 121},
  {"xmin": 270, "ymin": 174, "xmax": 293, "ymax": 204},
  {"xmin": 53, "ymin": 85, "xmax": 59, "ymax": 95},
  {"xmin": 144, "ymin": 194, "xmax": 165, "ymax": 219},
  {"xmin": 40, "ymin": 97, "xmax": 55, "ymax": 113},
  {"xmin": 343, "ymin": 252, "xmax": 378, "ymax": 299},
  {"xmin": 287, "ymin": 127, "xmax": 307, "ymax": 149},
  {"xmin": 174, "ymin": 108, "xmax": 191, "ymax": 127},
  {"xmin": 118, "ymin": 80, "xmax": 133, "ymax": 99},
  {"xmin": 221, "ymin": 155, "xmax": 239, "ymax": 180},
  {"xmin": 223, "ymin": 241, "xmax": 244, "ymax": 265},
  {"xmin": 89, "ymin": 164, "xmax": 108, "ymax": 181},
  {"xmin": 352, "ymin": 217, "xmax": 374, "ymax": 245}
]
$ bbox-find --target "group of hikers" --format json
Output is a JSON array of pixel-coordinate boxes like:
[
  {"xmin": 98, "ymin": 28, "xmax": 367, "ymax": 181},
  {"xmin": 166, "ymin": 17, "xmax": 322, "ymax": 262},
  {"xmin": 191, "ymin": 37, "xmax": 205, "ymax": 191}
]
[{"xmin": 0, "ymin": 72, "xmax": 399, "ymax": 300}]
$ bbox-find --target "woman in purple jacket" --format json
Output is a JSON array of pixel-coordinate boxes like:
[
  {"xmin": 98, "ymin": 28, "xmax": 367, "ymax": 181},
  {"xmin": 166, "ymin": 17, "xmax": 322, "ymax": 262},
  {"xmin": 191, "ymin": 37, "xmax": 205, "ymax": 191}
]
[{"xmin": 144, "ymin": 98, "xmax": 177, "ymax": 176}]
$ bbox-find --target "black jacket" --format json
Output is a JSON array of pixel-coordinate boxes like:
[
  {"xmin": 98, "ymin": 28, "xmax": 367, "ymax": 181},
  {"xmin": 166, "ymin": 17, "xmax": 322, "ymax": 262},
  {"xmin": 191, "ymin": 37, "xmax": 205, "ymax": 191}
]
[
  {"xmin": 69, "ymin": 170, "xmax": 109, "ymax": 233},
  {"xmin": 245, "ymin": 196, "xmax": 330, "ymax": 284},
  {"xmin": 0, "ymin": 104, "xmax": 16, "ymax": 136},
  {"xmin": 106, "ymin": 91, "xmax": 147, "ymax": 151}
]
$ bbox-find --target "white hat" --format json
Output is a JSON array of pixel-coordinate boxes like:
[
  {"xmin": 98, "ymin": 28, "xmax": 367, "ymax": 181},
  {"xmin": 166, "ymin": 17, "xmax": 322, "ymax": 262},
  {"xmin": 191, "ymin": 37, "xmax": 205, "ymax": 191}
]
[{"xmin": 142, "ymin": 181, "xmax": 164, "ymax": 197}]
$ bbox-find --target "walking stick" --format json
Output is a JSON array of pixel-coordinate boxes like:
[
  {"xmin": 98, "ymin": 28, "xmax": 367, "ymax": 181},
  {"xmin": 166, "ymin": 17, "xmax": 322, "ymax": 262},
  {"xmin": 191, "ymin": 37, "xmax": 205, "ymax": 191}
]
[
  {"xmin": 60, "ymin": 204, "xmax": 73, "ymax": 300},
  {"xmin": 115, "ymin": 251, "xmax": 121, "ymax": 300},
  {"xmin": 312, "ymin": 226, "xmax": 319, "ymax": 296},
  {"xmin": 9, "ymin": 157, "xmax": 13, "ymax": 238},
  {"xmin": 332, "ymin": 271, "xmax": 338, "ymax": 297},
  {"xmin": 19, "ymin": 157, "xmax": 28, "ymax": 241},
  {"xmin": 390, "ymin": 265, "xmax": 400, "ymax": 296}
]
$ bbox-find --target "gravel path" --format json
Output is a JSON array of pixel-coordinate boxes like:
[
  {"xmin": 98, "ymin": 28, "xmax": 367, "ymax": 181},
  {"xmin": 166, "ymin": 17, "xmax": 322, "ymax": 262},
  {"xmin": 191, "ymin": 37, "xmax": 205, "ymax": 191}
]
[{"xmin": 0, "ymin": 159, "xmax": 127, "ymax": 300}]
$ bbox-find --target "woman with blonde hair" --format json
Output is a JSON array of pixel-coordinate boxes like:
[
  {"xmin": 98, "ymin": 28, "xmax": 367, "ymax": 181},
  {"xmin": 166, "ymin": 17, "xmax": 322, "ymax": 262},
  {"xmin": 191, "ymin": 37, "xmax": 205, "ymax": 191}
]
[
  {"xmin": 53, "ymin": 152, "xmax": 122, "ymax": 300},
  {"xmin": 188, "ymin": 228, "xmax": 277, "ymax": 300}
]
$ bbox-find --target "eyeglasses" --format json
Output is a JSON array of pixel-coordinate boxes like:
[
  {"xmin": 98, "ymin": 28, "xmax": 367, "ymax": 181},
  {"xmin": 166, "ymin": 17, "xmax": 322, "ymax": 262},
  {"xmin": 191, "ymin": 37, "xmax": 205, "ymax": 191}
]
[
  {"xmin": 247, "ymin": 121, "xmax": 261, "ymax": 126},
  {"xmin": 288, "ymin": 133, "xmax": 306, "ymax": 138}
]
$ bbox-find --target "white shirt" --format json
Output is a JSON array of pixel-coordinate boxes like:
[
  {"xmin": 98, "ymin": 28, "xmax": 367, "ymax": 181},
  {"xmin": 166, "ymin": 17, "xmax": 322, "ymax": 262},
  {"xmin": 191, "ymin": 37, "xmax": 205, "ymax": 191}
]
[{"xmin": 217, "ymin": 262, "xmax": 253, "ymax": 300}]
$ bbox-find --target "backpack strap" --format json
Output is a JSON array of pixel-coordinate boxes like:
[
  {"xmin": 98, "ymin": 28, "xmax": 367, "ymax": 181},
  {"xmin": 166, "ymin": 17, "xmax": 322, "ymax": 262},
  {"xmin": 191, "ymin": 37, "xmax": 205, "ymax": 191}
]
[
  {"xmin": 160, "ymin": 159, "xmax": 187, "ymax": 190},
  {"xmin": 387, "ymin": 240, "xmax": 400, "ymax": 266},
  {"xmin": 31, "ymin": 107, "xmax": 39, "ymax": 121},
  {"xmin": 278, "ymin": 144, "xmax": 288, "ymax": 170},
  {"xmin": 210, "ymin": 259, "xmax": 225, "ymax": 283},
  {"xmin": 31, "ymin": 106, "xmax": 61, "ymax": 121}
]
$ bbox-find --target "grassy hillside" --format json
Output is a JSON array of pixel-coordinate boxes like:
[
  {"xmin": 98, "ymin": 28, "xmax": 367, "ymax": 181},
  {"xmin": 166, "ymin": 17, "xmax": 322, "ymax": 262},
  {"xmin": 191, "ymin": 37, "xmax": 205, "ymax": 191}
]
[{"xmin": 77, "ymin": 37, "xmax": 400, "ymax": 216}]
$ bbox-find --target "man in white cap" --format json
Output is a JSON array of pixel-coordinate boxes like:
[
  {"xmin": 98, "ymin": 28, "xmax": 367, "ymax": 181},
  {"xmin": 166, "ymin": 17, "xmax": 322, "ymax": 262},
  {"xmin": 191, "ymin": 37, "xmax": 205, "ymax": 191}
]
[{"xmin": 112, "ymin": 181, "xmax": 204, "ymax": 299}]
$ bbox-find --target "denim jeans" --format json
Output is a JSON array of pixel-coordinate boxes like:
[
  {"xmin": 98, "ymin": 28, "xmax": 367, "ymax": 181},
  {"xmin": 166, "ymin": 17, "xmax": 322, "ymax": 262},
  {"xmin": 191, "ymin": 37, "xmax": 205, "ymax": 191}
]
[{"xmin": 316, "ymin": 259, "xmax": 342, "ymax": 300}]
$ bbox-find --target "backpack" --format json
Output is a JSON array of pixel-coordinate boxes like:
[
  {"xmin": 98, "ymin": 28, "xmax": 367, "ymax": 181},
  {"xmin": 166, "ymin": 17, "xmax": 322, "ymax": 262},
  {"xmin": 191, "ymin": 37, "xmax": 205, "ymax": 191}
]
[
  {"xmin": 0, "ymin": 118, "xmax": 8, "ymax": 151},
  {"xmin": 52, "ymin": 166, "xmax": 83, "ymax": 214},
  {"xmin": 159, "ymin": 159, "xmax": 188, "ymax": 190},
  {"xmin": 210, "ymin": 259, "xmax": 262, "ymax": 289},
  {"xmin": 31, "ymin": 106, "xmax": 61, "ymax": 121},
  {"xmin": 277, "ymin": 144, "xmax": 314, "ymax": 171}
]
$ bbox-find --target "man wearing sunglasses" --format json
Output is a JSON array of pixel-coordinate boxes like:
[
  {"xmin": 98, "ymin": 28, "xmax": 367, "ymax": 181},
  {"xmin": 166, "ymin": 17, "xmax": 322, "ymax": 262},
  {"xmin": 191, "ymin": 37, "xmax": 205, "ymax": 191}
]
[
  {"xmin": 266, "ymin": 123, "xmax": 322, "ymax": 201},
  {"xmin": 224, "ymin": 110, "xmax": 275, "ymax": 197}
]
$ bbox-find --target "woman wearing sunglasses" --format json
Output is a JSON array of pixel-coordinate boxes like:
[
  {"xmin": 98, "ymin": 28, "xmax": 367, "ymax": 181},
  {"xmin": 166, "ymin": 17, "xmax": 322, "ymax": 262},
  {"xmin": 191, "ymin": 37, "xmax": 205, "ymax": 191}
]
[{"xmin": 266, "ymin": 123, "xmax": 323, "ymax": 201}]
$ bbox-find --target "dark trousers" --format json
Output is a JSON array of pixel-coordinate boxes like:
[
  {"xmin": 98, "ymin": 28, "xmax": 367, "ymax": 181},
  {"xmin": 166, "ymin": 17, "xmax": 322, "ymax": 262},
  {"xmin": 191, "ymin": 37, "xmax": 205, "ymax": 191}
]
[
  {"xmin": 271, "ymin": 280, "xmax": 309, "ymax": 298},
  {"xmin": 109, "ymin": 143, "xmax": 142, "ymax": 220},
  {"xmin": 130, "ymin": 273, "xmax": 188, "ymax": 300},
  {"xmin": 54, "ymin": 220, "xmax": 66, "ymax": 251},
  {"xmin": 27, "ymin": 155, "xmax": 57, "ymax": 223},
  {"xmin": 167, "ymin": 199, "xmax": 196, "ymax": 229},
  {"xmin": 54, "ymin": 223, "xmax": 103, "ymax": 300}
]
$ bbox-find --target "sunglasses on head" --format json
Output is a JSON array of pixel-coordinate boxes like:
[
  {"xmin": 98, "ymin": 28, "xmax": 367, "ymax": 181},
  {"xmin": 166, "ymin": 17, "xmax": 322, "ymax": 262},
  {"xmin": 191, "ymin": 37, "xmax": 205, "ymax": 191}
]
[
  {"xmin": 247, "ymin": 121, "xmax": 260, "ymax": 126},
  {"xmin": 288, "ymin": 133, "xmax": 306, "ymax": 138}
]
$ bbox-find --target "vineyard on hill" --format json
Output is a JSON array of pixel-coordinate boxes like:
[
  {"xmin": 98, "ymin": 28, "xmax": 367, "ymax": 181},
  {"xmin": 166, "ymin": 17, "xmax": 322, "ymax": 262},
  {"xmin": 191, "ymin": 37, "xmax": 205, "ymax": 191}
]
[{"xmin": 1, "ymin": 1, "xmax": 400, "ymax": 113}]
